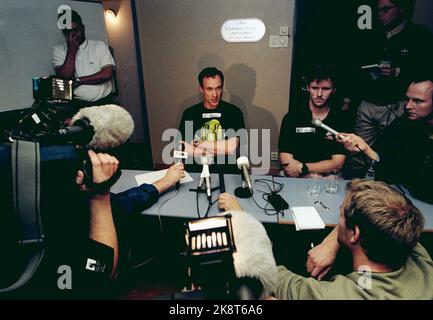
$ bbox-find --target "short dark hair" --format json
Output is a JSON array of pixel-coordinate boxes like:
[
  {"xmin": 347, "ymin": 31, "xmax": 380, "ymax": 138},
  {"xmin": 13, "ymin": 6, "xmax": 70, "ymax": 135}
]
[
  {"xmin": 303, "ymin": 64, "xmax": 338, "ymax": 88},
  {"xmin": 198, "ymin": 67, "xmax": 224, "ymax": 88},
  {"xmin": 409, "ymin": 61, "xmax": 433, "ymax": 99},
  {"xmin": 343, "ymin": 179, "xmax": 424, "ymax": 269},
  {"xmin": 58, "ymin": 9, "xmax": 84, "ymax": 30},
  {"xmin": 388, "ymin": 0, "xmax": 416, "ymax": 18}
]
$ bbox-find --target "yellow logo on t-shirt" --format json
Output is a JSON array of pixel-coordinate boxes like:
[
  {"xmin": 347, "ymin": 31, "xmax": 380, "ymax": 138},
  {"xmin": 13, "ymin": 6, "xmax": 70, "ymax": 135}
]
[{"xmin": 201, "ymin": 119, "xmax": 223, "ymax": 141}]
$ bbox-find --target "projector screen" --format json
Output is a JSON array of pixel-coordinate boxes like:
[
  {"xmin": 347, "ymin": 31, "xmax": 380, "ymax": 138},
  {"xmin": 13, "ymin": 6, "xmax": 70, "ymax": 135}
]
[{"xmin": 0, "ymin": 0, "xmax": 109, "ymax": 112}]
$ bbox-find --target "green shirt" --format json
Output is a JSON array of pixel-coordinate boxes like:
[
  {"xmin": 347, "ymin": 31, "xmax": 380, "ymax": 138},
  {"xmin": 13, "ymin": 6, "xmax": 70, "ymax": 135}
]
[{"xmin": 275, "ymin": 243, "xmax": 433, "ymax": 300}]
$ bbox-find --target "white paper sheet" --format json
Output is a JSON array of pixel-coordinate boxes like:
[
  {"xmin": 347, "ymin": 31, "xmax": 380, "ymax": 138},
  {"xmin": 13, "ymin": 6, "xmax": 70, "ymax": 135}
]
[
  {"xmin": 134, "ymin": 170, "xmax": 194, "ymax": 186},
  {"xmin": 291, "ymin": 206, "xmax": 325, "ymax": 231}
]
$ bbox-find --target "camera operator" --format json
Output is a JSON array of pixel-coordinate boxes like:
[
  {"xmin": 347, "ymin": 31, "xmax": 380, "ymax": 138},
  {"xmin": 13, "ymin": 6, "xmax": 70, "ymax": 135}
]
[{"xmin": 73, "ymin": 150, "xmax": 185, "ymax": 298}]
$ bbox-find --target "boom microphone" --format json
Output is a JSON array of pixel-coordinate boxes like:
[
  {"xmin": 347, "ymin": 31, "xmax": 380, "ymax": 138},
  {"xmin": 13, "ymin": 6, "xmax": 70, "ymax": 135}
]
[
  {"xmin": 224, "ymin": 210, "xmax": 277, "ymax": 298},
  {"xmin": 62, "ymin": 104, "xmax": 134, "ymax": 150},
  {"xmin": 311, "ymin": 118, "xmax": 340, "ymax": 137}
]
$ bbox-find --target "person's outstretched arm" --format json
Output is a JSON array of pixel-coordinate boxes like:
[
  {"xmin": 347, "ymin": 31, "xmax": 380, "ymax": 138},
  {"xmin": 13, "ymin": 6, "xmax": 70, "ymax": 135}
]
[{"xmin": 76, "ymin": 150, "xmax": 119, "ymax": 277}]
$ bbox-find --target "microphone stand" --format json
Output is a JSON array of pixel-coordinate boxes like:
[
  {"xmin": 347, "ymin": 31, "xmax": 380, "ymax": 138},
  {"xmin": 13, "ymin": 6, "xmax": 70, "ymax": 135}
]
[
  {"xmin": 189, "ymin": 162, "xmax": 227, "ymax": 218},
  {"xmin": 234, "ymin": 170, "xmax": 253, "ymax": 199}
]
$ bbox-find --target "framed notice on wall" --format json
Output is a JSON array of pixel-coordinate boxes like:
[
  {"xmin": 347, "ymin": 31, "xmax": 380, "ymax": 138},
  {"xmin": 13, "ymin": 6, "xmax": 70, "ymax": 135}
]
[{"xmin": 220, "ymin": 18, "xmax": 266, "ymax": 43}]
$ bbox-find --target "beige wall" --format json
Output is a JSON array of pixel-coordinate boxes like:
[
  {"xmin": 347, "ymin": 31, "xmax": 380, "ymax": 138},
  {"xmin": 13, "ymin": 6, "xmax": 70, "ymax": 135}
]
[
  {"xmin": 135, "ymin": 0, "xmax": 296, "ymax": 169},
  {"xmin": 102, "ymin": 0, "xmax": 145, "ymax": 143}
]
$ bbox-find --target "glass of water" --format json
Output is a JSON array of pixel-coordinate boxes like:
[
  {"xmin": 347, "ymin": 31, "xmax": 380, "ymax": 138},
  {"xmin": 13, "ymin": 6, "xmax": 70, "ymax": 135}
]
[
  {"xmin": 307, "ymin": 179, "xmax": 321, "ymax": 196},
  {"xmin": 324, "ymin": 170, "xmax": 339, "ymax": 194}
]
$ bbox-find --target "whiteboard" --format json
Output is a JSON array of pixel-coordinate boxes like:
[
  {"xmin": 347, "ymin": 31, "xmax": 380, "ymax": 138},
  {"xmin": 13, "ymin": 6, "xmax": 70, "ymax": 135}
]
[{"xmin": 0, "ymin": 0, "xmax": 109, "ymax": 112}]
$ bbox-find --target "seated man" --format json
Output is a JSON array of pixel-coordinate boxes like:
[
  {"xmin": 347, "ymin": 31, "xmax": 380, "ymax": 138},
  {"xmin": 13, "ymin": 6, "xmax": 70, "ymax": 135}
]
[
  {"xmin": 276, "ymin": 179, "xmax": 433, "ymax": 299},
  {"xmin": 178, "ymin": 67, "xmax": 246, "ymax": 173},
  {"xmin": 53, "ymin": 9, "xmax": 115, "ymax": 114},
  {"xmin": 279, "ymin": 64, "xmax": 350, "ymax": 178},
  {"xmin": 338, "ymin": 73, "xmax": 433, "ymax": 203}
]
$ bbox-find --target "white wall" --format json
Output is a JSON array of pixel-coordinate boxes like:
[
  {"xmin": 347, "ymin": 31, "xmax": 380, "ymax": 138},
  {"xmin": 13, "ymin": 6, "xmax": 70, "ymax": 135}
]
[
  {"xmin": 135, "ymin": 0, "xmax": 296, "ymax": 171},
  {"xmin": 102, "ymin": 0, "xmax": 145, "ymax": 143}
]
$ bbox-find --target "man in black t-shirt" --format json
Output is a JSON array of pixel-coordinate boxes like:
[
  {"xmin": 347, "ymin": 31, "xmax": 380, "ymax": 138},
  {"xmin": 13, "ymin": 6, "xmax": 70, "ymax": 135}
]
[
  {"xmin": 178, "ymin": 67, "xmax": 246, "ymax": 173},
  {"xmin": 279, "ymin": 64, "xmax": 350, "ymax": 178}
]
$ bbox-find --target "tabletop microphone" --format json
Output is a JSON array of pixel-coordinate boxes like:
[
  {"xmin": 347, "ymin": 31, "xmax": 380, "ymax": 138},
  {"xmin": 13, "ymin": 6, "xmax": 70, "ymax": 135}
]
[
  {"xmin": 311, "ymin": 118, "xmax": 340, "ymax": 138},
  {"xmin": 237, "ymin": 157, "xmax": 253, "ymax": 193},
  {"xmin": 200, "ymin": 154, "xmax": 212, "ymax": 199}
]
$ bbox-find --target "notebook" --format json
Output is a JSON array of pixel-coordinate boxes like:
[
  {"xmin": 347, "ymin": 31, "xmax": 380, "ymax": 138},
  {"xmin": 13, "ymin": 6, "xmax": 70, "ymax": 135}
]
[{"xmin": 291, "ymin": 206, "xmax": 325, "ymax": 231}]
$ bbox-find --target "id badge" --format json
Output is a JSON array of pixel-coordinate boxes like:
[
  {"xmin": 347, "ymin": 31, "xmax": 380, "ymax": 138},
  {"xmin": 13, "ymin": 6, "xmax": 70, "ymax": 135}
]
[
  {"xmin": 202, "ymin": 113, "xmax": 221, "ymax": 119},
  {"xmin": 296, "ymin": 127, "xmax": 315, "ymax": 133}
]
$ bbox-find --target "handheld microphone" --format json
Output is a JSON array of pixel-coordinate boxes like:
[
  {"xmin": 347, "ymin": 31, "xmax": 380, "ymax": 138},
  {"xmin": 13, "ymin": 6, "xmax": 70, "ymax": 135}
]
[
  {"xmin": 64, "ymin": 104, "xmax": 134, "ymax": 150},
  {"xmin": 311, "ymin": 119, "xmax": 371, "ymax": 158},
  {"xmin": 311, "ymin": 118, "xmax": 340, "ymax": 137},
  {"xmin": 237, "ymin": 157, "xmax": 253, "ymax": 193},
  {"xmin": 174, "ymin": 142, "xmax": 187, "ymax": 190}
]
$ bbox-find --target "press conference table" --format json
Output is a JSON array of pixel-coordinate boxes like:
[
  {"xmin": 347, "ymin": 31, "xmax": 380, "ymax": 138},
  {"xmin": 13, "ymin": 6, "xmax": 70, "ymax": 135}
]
[{"xmin": 111, "ymin": 170, "xmax": 433, "ymax": 231}]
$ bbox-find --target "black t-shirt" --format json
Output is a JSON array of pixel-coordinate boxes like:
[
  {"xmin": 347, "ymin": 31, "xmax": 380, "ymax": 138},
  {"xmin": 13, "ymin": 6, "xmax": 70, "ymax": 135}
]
[
  {"xmin": 178, "ymin": 101, "xmax": 246, "ymax": 172},
  {"xmin": 374, "ymin": 117, "xmax": 433, "ymax": 204},
  {"xmin": 278, "ymin": 105, "xmax": 349, "ymax": 164}
]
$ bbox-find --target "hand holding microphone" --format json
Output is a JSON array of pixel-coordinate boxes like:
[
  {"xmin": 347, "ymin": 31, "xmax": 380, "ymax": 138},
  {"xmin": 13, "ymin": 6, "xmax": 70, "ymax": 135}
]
[
  {"xmin": 337, "ymin": 133, "xmax": 379, "ymax": 161},
  {"xmin": 174, "ymin": 142, "xmax": 187, "ymax": 190},
  {"xmin": 311, "ymin": 119, "xmax": 379, "ymax": 161}
]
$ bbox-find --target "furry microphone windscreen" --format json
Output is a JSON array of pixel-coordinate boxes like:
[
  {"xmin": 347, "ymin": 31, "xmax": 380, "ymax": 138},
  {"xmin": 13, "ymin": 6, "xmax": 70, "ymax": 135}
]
[
  {"xmin": 71, "ymin": 104, "xmax": 134, "ymax": 150},
  {"xmin": 222, "ymin": 211, "xmax": 278, "ymax": 297}
]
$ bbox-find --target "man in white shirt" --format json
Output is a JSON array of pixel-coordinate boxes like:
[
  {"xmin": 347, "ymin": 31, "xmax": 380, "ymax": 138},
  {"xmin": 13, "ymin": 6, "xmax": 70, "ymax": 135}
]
[{"xmin": 53, "ymin": 9, "xmax": 115, "ymax": 112}]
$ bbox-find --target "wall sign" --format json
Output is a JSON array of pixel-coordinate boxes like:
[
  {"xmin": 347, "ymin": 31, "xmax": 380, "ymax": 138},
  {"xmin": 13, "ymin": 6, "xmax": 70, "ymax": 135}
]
[{"xmin": 220, "ymin": 18, "xmax": 266, "ymax": 43}]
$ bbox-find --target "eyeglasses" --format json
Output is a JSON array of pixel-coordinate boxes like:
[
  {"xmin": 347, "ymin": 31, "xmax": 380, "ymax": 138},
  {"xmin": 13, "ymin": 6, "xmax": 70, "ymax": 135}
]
[
  {"xmin": 62, "ymin": 26, "xmax": 83, "ymax": 34},
  {"xmin": 379, "ymin": 5, "xmax": 396, "ymax": 13}
]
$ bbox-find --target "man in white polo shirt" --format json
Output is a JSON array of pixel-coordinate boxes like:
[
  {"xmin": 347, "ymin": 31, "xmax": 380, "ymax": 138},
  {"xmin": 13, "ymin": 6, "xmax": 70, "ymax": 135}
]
[{"xmin": 53, "ymin": 9, "xmax": 115, "ymax": 112}]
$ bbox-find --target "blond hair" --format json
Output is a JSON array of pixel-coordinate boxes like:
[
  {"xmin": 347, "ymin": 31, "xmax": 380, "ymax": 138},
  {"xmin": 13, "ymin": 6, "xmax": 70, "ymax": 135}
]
[{"xmin": 343, "ymin": 179, "xmax": 424, "ymax": 268}]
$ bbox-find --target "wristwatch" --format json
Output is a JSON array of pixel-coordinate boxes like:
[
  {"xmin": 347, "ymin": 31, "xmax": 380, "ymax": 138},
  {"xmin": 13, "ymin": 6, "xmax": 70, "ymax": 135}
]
[{"xmin": 301, "ymin": 162, "xmax": 309, "ymax": 176}]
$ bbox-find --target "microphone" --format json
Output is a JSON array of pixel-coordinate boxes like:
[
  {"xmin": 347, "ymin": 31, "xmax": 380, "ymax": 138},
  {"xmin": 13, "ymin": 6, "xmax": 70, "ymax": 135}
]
[
  {"xmin": 56, "ymin": 104, "xmax": 134, "ymax": 150},
  {"xmin": 311, "ymin": 118, "xmax": 340, "ymax": 137},
  {"xmin": 223, "ymin": 210, "xmax": 278, "ymax": 299},
  {"xmin": 237, "ymin": 157, "xmax": 253, "ymax": 194},
  {"xmin": 200, "ymin": 155, "xmax": 211, "ymax": 199},
  {"xmin": 174, "ymin": 142, "xmax": 187, "ymax": 190}
]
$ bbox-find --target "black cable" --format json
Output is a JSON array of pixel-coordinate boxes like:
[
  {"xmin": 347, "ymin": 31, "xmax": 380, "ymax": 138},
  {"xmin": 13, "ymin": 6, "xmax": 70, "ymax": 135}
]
[
  {"xmin": 251, "ymin": 179, "xmax": 287, "ymax": 217},
  {"xmin": 204, "ymin": 198, "xmax": 218, "ymax": 218},
  {"xmin": 196, "ymin": 191, "xmax": 201, "ymax": 218}
]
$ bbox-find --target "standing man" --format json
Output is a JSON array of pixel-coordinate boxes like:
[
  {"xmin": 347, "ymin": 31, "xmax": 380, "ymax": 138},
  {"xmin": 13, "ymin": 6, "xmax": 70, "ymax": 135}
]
[
  {"xmin": 355, "ymin": 0, "xmax": 433, "ymax": 146},
  {"xmin": 53, "ymin": 9, "xmax": 115, "ymax": 112},
  {"xmin": 278, "ymin": 64, "xmax": 350, "ymax": 178},
  {"xmin": 178, "ymin": 67, "xmax": 246, "ymax": 173}
]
